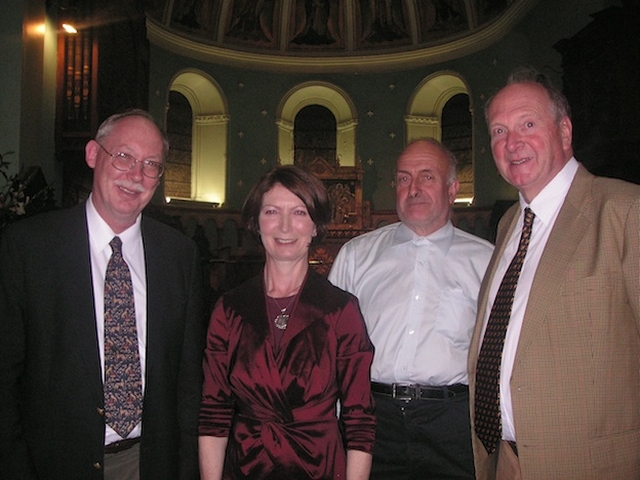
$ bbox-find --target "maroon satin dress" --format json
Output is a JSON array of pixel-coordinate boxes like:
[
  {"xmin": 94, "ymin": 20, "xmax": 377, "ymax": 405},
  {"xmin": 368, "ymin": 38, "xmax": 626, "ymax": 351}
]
[{"xmin": 199, "ymin": 270, "xmax": 376, "ymax": 479}]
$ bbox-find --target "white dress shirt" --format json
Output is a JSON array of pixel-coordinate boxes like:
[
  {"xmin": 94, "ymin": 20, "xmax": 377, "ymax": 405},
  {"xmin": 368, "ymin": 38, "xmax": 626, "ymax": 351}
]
[
  {"xmin": 481, "ymin": 157, "xmax": 579, "ymax": 442},
  {"xmin": 329, "ymin": 220, "xmax": 493, "ymax": 386},
  {"xmin": 86, "ymin": 195, "xmax": 148, "ymax": 444}
]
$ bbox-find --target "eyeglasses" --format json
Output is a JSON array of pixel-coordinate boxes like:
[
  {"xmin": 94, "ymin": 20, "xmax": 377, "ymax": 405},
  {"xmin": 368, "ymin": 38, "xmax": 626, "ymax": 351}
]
[{"xmin": 95, "ymin": 141, "xmax": 165, "ymax": 179}]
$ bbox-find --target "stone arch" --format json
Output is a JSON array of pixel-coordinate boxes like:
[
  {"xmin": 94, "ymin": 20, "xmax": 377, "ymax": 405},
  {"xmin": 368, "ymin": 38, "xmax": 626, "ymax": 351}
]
[
  {"xmin": 168, "ymin": 69, "xmax": 229, "ymax": 205},
  {"xmin": 406, "ymin": 72, "xmax": 474, "ymax": 202},
  {"xmin": 405, "ymin": 71, "xmax": 471, "ymax": 142},
  {"xmin": 276, "ymin": 82, "xmax": 358, "ymax": 166}
]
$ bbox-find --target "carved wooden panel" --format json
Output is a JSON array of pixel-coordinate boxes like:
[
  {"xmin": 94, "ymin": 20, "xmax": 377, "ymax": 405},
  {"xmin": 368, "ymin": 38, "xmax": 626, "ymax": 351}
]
[{"xmin": 305, "ymin": 156, "xmax": 365, "ymax": 230}]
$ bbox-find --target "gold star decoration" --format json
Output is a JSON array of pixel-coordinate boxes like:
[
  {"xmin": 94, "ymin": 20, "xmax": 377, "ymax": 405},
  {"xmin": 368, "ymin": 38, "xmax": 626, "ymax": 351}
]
[
  {"xmin": 367, "ymin": 158, "xmax": 374, "ymax": 165},
  {"xmin": 238, "ymin": 131, "xmax": 244, "ymax": 138},
  {"xmin": 367, "ymin": 110, "xmax": 374, "ymax": 117},
  {"xmin": 389, "ymin": 132, "xmax": 396, "ymax": 139},
  {"xmin": 237, "ymin": 180, "xmax": 243, "ymax": 187}
]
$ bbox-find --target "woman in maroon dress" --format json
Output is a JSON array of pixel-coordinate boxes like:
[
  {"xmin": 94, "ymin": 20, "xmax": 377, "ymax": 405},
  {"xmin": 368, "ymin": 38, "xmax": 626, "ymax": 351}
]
[{"xmin": 199, "ymin": 166, "xmax": 375, "ymax": 479}]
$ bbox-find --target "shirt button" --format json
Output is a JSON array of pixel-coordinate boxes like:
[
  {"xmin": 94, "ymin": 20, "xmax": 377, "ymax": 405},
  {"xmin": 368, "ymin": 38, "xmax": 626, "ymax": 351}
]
[{"xmin": 415, "ymin": 295, "xmax": 420, "ymax": 300}]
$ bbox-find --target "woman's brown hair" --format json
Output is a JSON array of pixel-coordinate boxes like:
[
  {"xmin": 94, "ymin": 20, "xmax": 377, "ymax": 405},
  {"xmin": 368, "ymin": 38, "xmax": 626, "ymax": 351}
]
[{"xmin": 241, "ymin": 165, "xmax": 331, "ymax": 244}]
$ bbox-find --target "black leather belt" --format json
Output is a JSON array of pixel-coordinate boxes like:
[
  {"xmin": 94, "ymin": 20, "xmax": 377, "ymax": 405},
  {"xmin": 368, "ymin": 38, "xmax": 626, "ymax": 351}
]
[
  {"xmin": 371, "ymin": 381, "xmax": 468, "ymax": 401},
  {"xmin": 104, "ymin": 437, "xmax": 140, "ymax": 454}
]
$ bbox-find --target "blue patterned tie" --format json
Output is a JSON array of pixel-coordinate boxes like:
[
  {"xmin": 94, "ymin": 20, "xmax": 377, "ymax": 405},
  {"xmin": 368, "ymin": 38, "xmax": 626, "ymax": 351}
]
[
  {"xmin": 475, "ymin": 208, "xmax": 535, "ymax": 455},
  {"xmin": 103, "ymin": 236, "xmax": 143, "ymax": 438}
]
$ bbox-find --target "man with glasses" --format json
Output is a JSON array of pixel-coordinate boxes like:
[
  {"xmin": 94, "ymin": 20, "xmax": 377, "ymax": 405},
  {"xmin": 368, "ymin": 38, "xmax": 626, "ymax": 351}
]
[{"xmin": 0, "ymin": 110, "xmax": 207, "ymax": 479}]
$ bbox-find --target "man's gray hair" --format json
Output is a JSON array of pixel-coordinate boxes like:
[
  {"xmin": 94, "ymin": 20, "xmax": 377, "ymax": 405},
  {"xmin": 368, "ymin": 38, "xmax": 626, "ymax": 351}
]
[
  {"xmin": 95, "ymin": 109, "xmax": 170, "ymax": 159},
  {"xmin": 484, "ymin": 65, "xmax": 571, "ymax": 124}
]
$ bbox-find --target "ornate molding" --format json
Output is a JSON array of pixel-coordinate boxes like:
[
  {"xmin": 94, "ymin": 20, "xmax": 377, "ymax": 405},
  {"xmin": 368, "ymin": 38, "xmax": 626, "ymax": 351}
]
[
  {"xmin": 195, "ymin": 114, "xmax": 230, "ymax": 125},
  {"xmin": 405, "ymin": 115, "xmax": 440, "ymax": 125},
  {"xmin": 147, "ymin": 0, "xmax": 539, "ymax": 73},
  {"xmin": 337, "ymin": 119, "xmax": 358, "ymax": 130}
]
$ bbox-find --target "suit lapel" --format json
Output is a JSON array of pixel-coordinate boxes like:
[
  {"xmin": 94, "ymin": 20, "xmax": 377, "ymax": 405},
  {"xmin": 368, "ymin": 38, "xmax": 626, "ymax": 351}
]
[
  {"xmin": 141, "ymin": 218, "xmax": 169, "ymax": 383},
  {"xmin": 514, "ymin": 166, "xmax": 594, "ymax": 365},
  {"xmin": 480, "ymin": 207, "xmax": 520, "ymax": 319},
  {"xmin": 57, "ymin": 204, "xmax": 103, "ymax": 386},
  {"xmin": 470, "ymin": 205, "xmax": 520, "ymax": 367}
]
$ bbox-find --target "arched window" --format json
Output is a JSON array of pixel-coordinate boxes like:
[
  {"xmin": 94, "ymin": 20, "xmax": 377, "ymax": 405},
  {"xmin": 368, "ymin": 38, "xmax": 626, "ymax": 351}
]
[
  {"xmin": 406, "ymin": 72, "xmax": 474, "ymax": 203},
  {"xmin": 166, "ymin": 70, "xmax": 229, "ymax": 206},
  {"xmin": 442, "ymin": 93, "xmax": 473, "ymax": 202},
  {"xmin": 277, "ymin": 82, "xmax": 357, "ymax": 167},
  {"xmin": 165, "ymin": 91, "xmax": 193, "ymax": 199},
  {"xmin": 294, "ymin": 105, "xmax": 337, "ymax": 166}
]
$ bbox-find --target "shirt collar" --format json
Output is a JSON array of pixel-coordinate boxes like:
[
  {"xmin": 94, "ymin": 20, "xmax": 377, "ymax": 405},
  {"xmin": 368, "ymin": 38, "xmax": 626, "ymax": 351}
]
[
  {"xmin": 86, "ymin": 193, "xmax": 142, "ymax": 253},
  {"xmin": 520, "ymin": 157, "xmax": 579, "ymax": 227},
  {"xmin": 392, "ymin": 220, "xmax": 454, "ymax": 255}
]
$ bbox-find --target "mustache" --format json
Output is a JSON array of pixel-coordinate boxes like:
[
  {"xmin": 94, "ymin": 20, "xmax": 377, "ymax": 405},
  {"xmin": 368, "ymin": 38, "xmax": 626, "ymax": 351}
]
[
  {"xmin": 405, "ymin": 197, "xmax": 430, "ymax": 204},
  {"xmin": 115, "ymin": 179, "xmax": 146, "ymax": 193}
]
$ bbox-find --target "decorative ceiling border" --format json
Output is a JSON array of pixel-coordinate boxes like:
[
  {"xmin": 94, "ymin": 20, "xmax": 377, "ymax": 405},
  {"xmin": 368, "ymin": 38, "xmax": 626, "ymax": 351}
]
[{"xmin": 147, "ymin": 0, "xmax": 539, "ymax": 73}]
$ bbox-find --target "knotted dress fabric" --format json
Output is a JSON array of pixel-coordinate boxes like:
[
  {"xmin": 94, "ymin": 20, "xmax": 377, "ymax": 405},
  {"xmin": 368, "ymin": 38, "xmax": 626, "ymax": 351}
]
[
  {"xmin": 103, "ymin": 236, "xmax": 143, "ymax": 438},
  {"xmin": 475, "ymin": 208, "xmax": 535, "ymax": 455}
]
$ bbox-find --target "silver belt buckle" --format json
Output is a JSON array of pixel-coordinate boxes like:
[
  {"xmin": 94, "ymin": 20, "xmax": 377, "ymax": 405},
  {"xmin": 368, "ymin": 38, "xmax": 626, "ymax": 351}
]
[{"xmin": 392, "ymin": 383, "xmax": 419, "ymax": 401}]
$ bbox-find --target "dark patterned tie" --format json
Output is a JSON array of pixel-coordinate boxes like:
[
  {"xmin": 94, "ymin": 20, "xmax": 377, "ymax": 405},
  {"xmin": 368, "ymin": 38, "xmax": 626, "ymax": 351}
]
[
  {"xmin": 475, "ymin": 208, "xmax": 535, "ymax": 455},
  {"xmin": 103, "ymin": 236, "xmax": 143, "ymax": 438}
]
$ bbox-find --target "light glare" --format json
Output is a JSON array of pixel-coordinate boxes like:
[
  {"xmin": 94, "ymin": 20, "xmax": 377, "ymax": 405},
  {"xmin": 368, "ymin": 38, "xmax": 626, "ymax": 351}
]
[{"xmin": 62, "ymin": 23, "xmax": 77, "ymax": 34}]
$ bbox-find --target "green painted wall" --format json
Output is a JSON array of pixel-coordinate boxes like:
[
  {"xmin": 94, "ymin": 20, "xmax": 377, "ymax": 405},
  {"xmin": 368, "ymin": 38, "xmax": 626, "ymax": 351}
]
[{"xmin": 148, "ymin": 0, "xmax": 620, "ymax": 210}]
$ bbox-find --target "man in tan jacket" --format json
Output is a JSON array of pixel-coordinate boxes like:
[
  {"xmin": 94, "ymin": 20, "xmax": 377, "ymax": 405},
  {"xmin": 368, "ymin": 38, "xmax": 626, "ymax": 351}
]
[{"xmin": 469, "ymin": 66, "xmax": 640, "ymax": 479}]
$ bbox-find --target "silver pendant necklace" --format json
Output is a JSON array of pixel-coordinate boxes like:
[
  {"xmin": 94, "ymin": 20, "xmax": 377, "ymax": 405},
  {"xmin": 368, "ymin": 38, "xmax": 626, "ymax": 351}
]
[
  {"xmin": 274, "ymin": 309, "xmax": 289, "ymax": 330},
  {"xmin": 271, "ymin": 295, "xmax": 296, "ymax": 330}
]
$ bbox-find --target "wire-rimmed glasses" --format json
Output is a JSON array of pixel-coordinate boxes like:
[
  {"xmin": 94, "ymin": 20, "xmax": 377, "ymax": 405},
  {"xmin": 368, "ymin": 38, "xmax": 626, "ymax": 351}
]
[{"xmin": 95, "ymin": 141, "xmax": 165, "ymax": 179}]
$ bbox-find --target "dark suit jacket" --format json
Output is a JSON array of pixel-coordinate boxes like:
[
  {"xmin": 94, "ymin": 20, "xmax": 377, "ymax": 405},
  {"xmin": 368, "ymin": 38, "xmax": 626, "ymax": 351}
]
[
  {"xmin": 0, "ymin": 202, "xmax": 207, "ymax": 479},
  {"xmin": 469, "ymin": 165, "xmax": 640, "ymax": 479},
  {"xmin": 199, "ymin": 270, "xmax": 376, "ymax": 479}
]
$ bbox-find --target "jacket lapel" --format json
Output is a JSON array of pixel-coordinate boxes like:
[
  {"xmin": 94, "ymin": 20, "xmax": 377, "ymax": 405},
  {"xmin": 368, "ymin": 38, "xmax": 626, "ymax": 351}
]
[
  {"xmin": 141, "ymin": 217, "xmax": 179, "ymax": 383},
  {"xmin": 57, "ymin": 204, "xmax": 103, "ymax": 387},
  {"xmin": 514, "ymin": 166, "xmax": 594, "ymax": 365},
  {"xmin": 470, "ymin": 205, "xmax": 520, "ymax": 367}
]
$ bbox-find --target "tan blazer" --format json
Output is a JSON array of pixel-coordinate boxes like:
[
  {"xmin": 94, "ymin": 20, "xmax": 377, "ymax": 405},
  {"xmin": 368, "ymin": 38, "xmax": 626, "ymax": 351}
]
[{"xmin": 469, "ymin": 165, "xmax": 640, "ymax": 479}]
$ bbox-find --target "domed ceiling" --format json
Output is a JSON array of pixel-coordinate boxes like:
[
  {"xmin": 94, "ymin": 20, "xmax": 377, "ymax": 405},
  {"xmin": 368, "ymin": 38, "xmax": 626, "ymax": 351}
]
[{"xmin": 146, "ymin": 0, "xmax": 539, "ymax": 72}]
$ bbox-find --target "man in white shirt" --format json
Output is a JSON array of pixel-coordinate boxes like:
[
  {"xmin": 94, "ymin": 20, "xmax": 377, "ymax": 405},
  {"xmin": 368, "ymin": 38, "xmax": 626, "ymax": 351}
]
[
  {"xmin": 468, "ymin": 66, "xmax": 640, "ymax": 479},
  {"xmin": 329, "ymin": 138, "xmax": 493, "ymax": 479}
]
